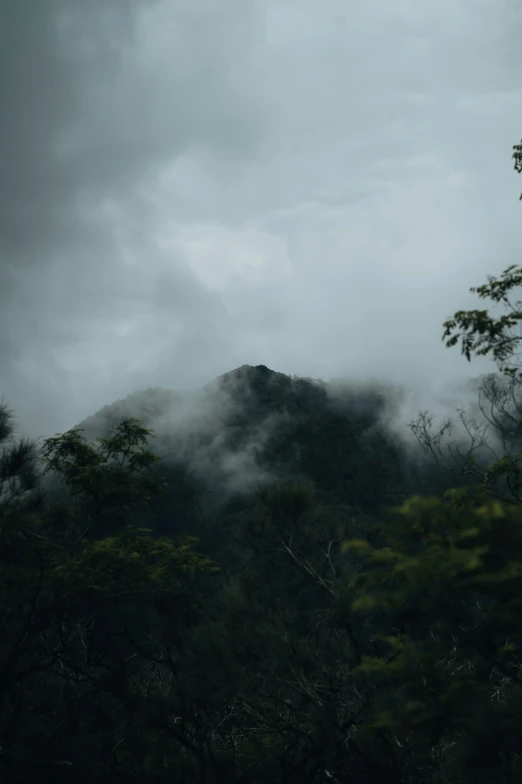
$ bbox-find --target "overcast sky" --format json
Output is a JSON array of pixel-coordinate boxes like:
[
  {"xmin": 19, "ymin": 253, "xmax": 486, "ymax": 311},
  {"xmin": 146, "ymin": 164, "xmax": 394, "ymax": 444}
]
[{"xmin": 1, "ymin": 0, "xmax": 521, "ymax": 440}]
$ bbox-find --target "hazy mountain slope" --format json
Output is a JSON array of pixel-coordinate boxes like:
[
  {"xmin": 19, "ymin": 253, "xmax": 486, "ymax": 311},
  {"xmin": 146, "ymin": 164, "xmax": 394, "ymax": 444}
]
[{"xmin": 38, "ymin": 365, "xmax": 471, "ymax": 542}]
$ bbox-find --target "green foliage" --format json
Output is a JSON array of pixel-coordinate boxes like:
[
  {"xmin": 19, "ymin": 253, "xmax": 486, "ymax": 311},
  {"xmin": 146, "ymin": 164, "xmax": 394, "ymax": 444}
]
[
  {"xmin": 0, "ymin": 408, "xmax": 216, "ymax": 783},
  {"xmin": 343, "ymin": 494, "xmax": 522, "ymax": 777},
  {"xmin": 442, "ymin": 142, "xmax": 522, "ymax": 379},
  {"xmin": 442, "ymin": 266, "xmax": 522, "ymax": 377},
  {"xmin": 514, "ymin": 138, "xmax": 522, "ymax": 197},
  {"xmin": 0, "ymin": 401, "xmax": 43, "ymax": 509},
  {"xmin": 40, "ymin": 417, "xmax": 166, "ymax": 529}
]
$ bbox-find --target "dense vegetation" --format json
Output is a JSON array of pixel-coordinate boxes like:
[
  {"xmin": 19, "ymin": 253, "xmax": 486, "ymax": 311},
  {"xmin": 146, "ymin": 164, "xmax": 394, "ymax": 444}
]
[{"xmin": 2, "ymin": 140, "xmax": 522, "ymax": 782}]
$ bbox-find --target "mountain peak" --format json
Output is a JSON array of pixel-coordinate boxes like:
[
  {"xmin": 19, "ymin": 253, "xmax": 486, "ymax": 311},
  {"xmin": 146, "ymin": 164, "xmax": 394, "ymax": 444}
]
[{"xmin": 217, "ymin": 364, "xmax": 271, "ymax": 382}]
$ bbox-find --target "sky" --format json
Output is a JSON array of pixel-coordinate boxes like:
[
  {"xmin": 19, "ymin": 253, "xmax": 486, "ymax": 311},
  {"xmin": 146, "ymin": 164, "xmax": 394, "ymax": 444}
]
[{"xmin": 1, "ymin": 0, "xmax": 521, "ymax": 442}]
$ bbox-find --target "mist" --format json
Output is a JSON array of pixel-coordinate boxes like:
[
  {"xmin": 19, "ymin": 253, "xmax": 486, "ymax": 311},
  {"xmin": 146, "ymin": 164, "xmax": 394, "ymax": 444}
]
[{"xmin": 2, "ymin": 0, "xmax": 521, "ymax": 460}]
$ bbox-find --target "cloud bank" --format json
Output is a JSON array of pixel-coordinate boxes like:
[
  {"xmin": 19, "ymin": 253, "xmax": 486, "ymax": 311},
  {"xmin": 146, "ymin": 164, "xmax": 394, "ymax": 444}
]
[{"xmin": 1, "ymin": 0, "xmax": 521, "ymax": 441}]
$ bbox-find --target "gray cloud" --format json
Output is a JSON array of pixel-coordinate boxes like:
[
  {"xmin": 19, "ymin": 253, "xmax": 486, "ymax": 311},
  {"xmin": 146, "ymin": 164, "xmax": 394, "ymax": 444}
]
[{"xmin": 1, "ymin": 0, "xmax": 521, "ymax": 442}]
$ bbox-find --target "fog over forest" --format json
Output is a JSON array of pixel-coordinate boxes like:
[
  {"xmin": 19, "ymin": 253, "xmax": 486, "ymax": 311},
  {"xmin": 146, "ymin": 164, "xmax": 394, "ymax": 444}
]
[
  {"xmin": 4, "ymin": 5, "xmax": 522, "ymax": 783},
  {"xmin": 2, "ymin": 0, "xmax": 520, "ymax": 450}
]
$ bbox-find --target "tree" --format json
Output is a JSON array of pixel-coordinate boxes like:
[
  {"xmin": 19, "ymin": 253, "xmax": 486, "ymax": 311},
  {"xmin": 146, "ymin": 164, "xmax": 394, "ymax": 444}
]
[
  {"xmin": 337, "ymin": 137, "xmax": 522, "ymax": 783},
  {"xmin": 514, "ymin": 139, "xmax": 522, "ymax": 198},
  {"xmin": 343, "ymin": 494, "xmax": 522, "ymax": 783},
  {"xmin": 0, "ymin": 400, "xmax": 44, "ymax": 511},
  {"xmin": 0, "ymin": 411, "xmax": 215, "ymax": 783},
  {"xmin": 410, "ymin": 140, "xmax": 522, "ymax": 512},
  {"xmin": 409, "ymin": 372, "xmax": 522, "ymax": 509},
  {"xmin": 183, "ymin": 480, "xmax": 418, "ymax": 783},
  {"xmin": 441, "ymin": 141, "xmax": 522, "ymax": 379}
]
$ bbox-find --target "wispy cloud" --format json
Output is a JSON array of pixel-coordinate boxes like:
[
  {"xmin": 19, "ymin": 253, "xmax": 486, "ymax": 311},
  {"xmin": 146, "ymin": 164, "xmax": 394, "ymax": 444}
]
[{"xmin": 1, "ymin": 0, "xmax": 520, "ymax": 438}]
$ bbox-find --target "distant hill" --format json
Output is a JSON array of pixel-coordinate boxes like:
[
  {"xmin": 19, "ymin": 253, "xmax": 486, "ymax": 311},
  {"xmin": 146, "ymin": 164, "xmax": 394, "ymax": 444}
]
[{"xmin": 42, "ymin": 364, "xmax": 477, "ymax": 552}]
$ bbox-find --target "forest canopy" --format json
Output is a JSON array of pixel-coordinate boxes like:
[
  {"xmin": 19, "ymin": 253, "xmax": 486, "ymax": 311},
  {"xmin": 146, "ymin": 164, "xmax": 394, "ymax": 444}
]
[{"xmin": 1, "ymin": 140, "xmax": 522, "ymax": 783}]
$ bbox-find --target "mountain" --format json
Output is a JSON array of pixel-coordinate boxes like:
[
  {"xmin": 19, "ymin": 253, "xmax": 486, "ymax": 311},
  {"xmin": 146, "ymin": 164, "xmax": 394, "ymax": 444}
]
[
  {"xmin": 42, "ymin": 365, "xmax": 472, "ymax": 554},
  {"xmin": 8, "ymin": 364, "xmax": 502, "ymax": 783}
]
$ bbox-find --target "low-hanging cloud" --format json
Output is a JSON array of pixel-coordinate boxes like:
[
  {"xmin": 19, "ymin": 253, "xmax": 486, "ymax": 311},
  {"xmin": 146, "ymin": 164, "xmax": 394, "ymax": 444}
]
[{"xmin": 1, "ymin": 0, "xmax": 521, "ymax": 445}]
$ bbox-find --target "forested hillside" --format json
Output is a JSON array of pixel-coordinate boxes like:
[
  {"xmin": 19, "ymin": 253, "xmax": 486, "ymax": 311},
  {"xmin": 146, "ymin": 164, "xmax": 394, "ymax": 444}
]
[
  {"xmin": 42, "ymin": 362, "xmax": 483, "ymax": 563},
  {"xmin": 2, "ymin": 143, "xmax": 522, "ymax": 784}
]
